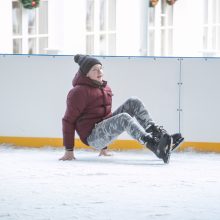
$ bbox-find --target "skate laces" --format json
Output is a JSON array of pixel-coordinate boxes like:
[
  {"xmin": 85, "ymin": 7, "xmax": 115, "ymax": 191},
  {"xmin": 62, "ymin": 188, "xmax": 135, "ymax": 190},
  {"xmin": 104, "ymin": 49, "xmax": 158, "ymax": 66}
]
[
  {"xmin": 146, "ymin": 124, "xmax": 167, "ymax": 135},
  {"xmin": 154, "ymin": 125, "xmax": 167, "ymax": 134},
  {"xmin": 145, "ymin": 134, "xmax": 158, "ymax": 147}
]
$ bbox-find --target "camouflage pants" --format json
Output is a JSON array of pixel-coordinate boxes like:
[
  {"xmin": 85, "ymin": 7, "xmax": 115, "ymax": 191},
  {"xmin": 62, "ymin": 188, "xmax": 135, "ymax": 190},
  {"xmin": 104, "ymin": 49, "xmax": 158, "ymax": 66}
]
[{"xmin": 87, "ymin": 97, "xmax": 154, "ymax": 150}]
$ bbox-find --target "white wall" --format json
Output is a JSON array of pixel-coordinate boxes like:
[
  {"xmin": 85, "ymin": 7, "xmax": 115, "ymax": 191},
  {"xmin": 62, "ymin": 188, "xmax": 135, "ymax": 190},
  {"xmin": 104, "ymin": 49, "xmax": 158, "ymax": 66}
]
[
  {"xmin": 116, "ymin": 0, "xmax": 143, "ymax": 55},
  {"xmin": 48, "ymin": 0, "xmax": 65, "ymax": 52},
  {"xmin": 48, "ymin": 0, "xmax": 86, "ymax": 54},
  {"xmin": 0, "ymin": 55, "xmax": 75, "ymax": 137},
  {"xmin": 0, "ymin": 55, "xmax": 220, "ymax": 143},
  {"xmin": 173, "ymin": 0, "xmax": 203, "ymax": 56},
  {"xmin": 62, "ymin": 0, "xmax": 86, "ymax": 54}
]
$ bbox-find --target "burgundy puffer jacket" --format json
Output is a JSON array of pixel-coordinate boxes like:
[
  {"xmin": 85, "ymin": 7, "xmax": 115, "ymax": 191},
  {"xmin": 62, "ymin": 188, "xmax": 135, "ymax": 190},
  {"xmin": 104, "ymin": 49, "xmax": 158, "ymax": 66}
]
[{"xmin": 62, "ymin": 72, "xmax": 113, "ymax": 150}]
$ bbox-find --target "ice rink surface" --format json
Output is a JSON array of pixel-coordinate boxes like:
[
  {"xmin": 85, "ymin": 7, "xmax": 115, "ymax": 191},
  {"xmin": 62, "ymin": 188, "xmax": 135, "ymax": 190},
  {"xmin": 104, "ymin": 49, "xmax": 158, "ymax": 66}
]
[{"xmin": 0, "ymin": 146, "xmax": 220, "ymax": 220}]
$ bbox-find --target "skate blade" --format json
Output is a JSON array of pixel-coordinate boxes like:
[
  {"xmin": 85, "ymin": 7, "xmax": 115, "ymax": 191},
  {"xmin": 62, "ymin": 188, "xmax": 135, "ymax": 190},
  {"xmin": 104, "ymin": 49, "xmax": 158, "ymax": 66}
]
[
  {"xmin": 164, "ymin": 152, "xmax": 171, "ymax": 164},
  {"xmin": 163, "ymin": 135, "xmax": 172, "ymax": 164}
]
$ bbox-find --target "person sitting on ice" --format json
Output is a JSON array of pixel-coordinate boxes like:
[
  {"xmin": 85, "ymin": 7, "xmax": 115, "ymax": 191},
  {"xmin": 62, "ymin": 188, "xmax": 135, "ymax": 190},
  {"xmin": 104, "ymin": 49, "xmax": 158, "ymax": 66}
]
[{"xmin": 60, "ymin": 54, "xmax": 184, "ymax": 163}]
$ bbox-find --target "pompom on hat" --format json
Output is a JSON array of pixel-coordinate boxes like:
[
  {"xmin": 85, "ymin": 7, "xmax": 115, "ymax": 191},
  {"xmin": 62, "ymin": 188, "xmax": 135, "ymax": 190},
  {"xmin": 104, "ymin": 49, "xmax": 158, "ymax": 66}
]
[{"xmin": 74, "ymin": 54, "xmax": 102, "ymax": 75}]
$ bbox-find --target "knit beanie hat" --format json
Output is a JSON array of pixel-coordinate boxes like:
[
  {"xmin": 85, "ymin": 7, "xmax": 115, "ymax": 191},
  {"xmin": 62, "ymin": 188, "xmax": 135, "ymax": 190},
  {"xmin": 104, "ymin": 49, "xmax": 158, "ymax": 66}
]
[{"xmin": 74, "ymin": 54, "xmax": 102, "ymax": 75}]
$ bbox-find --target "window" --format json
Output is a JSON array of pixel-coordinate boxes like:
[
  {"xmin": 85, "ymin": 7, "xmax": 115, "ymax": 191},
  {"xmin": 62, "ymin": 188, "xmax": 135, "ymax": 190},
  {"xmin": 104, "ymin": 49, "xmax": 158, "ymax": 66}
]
[
  {"xmin": 12, "ymin": 1, "xmax": 23, "ymax": 53},
  {"xmin": 12, "ymin": 0, "xmax": 48, "ymax": 54},
  {"xmin": 86, "ymin": 0, "xmax": 116, "ymax": 55},
  {"xmin": 148, "ymin": 0, "xmax": 174, "ymax": 56},
  {"xmin": 202, "ymin": 0, "xmax": 220, "ymax": 56}
]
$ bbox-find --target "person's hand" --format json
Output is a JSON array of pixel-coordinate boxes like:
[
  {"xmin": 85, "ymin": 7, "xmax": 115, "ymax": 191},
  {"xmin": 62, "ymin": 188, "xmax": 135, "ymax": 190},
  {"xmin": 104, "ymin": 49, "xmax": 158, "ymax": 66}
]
[
  {"xmin": 59, "ymin": 150, "xmax": 76, "ymax": 161},
  {"xmin": 99, "ymin": 148, "xmax": 112, "ymax": 157}
]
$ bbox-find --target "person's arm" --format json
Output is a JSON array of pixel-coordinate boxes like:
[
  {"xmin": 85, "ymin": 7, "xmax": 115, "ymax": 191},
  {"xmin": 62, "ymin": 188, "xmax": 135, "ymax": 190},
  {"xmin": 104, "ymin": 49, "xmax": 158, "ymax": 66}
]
[{"xmin": 60, "ymin": 88, "xmax": 87, "ymax": 160}]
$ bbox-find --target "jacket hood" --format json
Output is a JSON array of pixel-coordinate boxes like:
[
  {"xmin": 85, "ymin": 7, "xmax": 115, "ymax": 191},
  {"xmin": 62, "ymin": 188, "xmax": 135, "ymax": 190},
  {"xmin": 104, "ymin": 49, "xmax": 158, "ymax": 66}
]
[{"xmin": 72, "ymin": 72, "xmax": 107, "ymax": 88}]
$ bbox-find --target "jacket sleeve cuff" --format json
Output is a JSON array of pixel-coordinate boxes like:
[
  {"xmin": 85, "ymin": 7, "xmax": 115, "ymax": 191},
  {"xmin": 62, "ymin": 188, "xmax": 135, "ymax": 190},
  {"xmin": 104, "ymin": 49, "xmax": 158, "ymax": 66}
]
[{"xmin": 65, "ymin": 146, "xmax": 74, "ymax": 151}]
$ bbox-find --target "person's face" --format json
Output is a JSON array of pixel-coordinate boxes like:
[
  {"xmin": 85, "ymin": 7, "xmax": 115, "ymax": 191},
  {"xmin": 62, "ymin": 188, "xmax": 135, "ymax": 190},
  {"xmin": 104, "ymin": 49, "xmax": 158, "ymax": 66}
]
[{"xmin": 86, "ymin": 64, "xmax": 103, "ymax": 83}]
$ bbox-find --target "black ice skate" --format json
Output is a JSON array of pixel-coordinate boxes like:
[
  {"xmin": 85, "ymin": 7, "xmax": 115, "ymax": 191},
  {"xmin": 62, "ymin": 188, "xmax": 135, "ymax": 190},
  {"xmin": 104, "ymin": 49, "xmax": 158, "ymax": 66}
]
[
  {"xmin": 141, "ymin": 135, "xmax": 158, "ymax": 154},
  {"xmin": 157, "ymin": 133, "xmax": 172, "ymax": 164},
  {"xmin": 146, "ymin": 123, "xmax": 184, "ymax": 152},
  {"xmin": 142, "ymin": 133, "xmax": 172, "ymax": 164},
  {"xmin": 157, "ymin": 133, "xmax": 185, "ymax": 163}
]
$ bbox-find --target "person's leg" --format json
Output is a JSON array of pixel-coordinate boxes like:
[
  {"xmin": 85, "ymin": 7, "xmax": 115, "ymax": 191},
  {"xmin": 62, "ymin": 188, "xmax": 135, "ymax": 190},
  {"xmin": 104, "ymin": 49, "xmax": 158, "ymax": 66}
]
[
  {"xmin": 87, "ymin": 112, "xmax": 150, "ymax": 151},
  {"xmin": 87, "ymin": 97, "xmax": 180, "ymax": 163},
  {"xmin": 87, "ymin": 112, "xmax": 172, "ymax": 163},
  {"xmin": 114, "ymin": 97, "xmax": 183, "ymax": 151},
  {"xmin": 112, "ymin": 97, "xmax": 154, "ymax": 130},
  {"xmin": 112, "ymin": 97, "xmax": 167, "ymax": 145}
]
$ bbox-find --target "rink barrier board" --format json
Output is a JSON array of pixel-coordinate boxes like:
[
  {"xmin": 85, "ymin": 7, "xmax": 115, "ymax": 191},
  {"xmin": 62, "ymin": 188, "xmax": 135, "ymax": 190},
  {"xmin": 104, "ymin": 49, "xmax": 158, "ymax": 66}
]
[
  {"xmin": 0, "ymin": 136, "xmax": 220, "ymax": 153},
  {"xmin": 1, "ymin": 55, "xmax": 220, "ymax": 148}
]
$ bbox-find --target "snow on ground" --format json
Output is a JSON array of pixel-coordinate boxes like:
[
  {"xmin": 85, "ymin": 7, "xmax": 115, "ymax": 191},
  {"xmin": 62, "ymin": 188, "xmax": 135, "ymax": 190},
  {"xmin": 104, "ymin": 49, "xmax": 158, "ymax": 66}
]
[{"xmin": 0, "ymin": 145, "xmax": 220, "ymax": 220}]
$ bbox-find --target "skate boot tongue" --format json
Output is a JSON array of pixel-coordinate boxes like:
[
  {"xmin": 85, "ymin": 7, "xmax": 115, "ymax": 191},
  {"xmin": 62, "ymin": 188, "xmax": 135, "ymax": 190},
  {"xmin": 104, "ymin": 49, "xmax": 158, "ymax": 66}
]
[{"xmin": 146, "ymin": 124, "xmax": 168, "ymax": 140}]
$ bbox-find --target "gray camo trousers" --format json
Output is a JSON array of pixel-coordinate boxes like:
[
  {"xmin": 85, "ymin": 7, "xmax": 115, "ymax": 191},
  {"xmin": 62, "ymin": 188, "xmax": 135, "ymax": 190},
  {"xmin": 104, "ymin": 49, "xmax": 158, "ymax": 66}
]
[{"xmin": 87, "ymin": 97, "xmax": 154, "ymax": 150}]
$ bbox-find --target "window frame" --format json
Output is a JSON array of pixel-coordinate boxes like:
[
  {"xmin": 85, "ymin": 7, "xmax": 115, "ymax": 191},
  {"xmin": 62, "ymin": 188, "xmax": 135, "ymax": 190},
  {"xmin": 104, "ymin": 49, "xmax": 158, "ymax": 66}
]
[
  {"xmin": 148, "ymin": 0, "xmax": 174, "ymax": 56},
  {"xmin": 202, "ymin": 0, "xmax": 220, "ymax": 56},
  {"xmin": 85, "ymin": 0, "xmax": 116, "ymax": 55},
  {"xmin": 12, "ymin": 0, "xmax": 49, "ymax": 54}
]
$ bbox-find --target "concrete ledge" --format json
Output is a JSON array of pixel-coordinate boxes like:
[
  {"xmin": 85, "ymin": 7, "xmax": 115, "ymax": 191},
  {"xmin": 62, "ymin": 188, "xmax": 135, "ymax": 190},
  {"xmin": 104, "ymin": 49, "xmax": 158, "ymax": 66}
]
[{"xmin": 0, "ymin": 136, "xmax": 220, "ymax": 153}]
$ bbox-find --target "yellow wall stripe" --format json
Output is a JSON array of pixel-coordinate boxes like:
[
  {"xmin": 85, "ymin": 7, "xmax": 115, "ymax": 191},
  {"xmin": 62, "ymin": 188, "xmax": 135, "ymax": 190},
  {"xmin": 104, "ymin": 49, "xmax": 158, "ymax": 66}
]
[{"xmin": 0, "ymin": 136, "xmax": 220, "ymax": 152}]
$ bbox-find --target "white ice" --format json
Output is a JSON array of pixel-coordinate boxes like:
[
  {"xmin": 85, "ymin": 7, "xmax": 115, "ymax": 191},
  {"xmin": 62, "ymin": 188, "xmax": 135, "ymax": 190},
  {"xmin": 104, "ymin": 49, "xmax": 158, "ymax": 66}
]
[{"xmin": 0, "ymin": 146, "xmax": 220, "ymax": 220}]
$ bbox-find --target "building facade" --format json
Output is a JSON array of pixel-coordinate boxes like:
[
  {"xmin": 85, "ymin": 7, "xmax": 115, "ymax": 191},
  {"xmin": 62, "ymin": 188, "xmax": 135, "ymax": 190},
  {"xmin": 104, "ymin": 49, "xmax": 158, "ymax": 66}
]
[{"xmin": 0, "ymin": 0, "xmax": 219, "ymax": 56}]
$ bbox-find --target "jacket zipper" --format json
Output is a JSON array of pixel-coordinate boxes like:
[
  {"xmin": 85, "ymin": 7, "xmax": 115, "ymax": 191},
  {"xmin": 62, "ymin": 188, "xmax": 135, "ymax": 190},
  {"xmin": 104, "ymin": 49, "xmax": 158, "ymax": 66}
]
[{"xmin": 100, "ymin": 87, "xmax": 107, "ymax": 116}]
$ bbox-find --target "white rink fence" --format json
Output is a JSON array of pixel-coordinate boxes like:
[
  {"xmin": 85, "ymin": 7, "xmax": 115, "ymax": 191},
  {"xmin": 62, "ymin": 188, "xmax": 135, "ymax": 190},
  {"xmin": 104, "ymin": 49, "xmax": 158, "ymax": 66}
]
[{"xmin": 0, "ymin": 54, "xmax": 220, "ymax": 152}]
